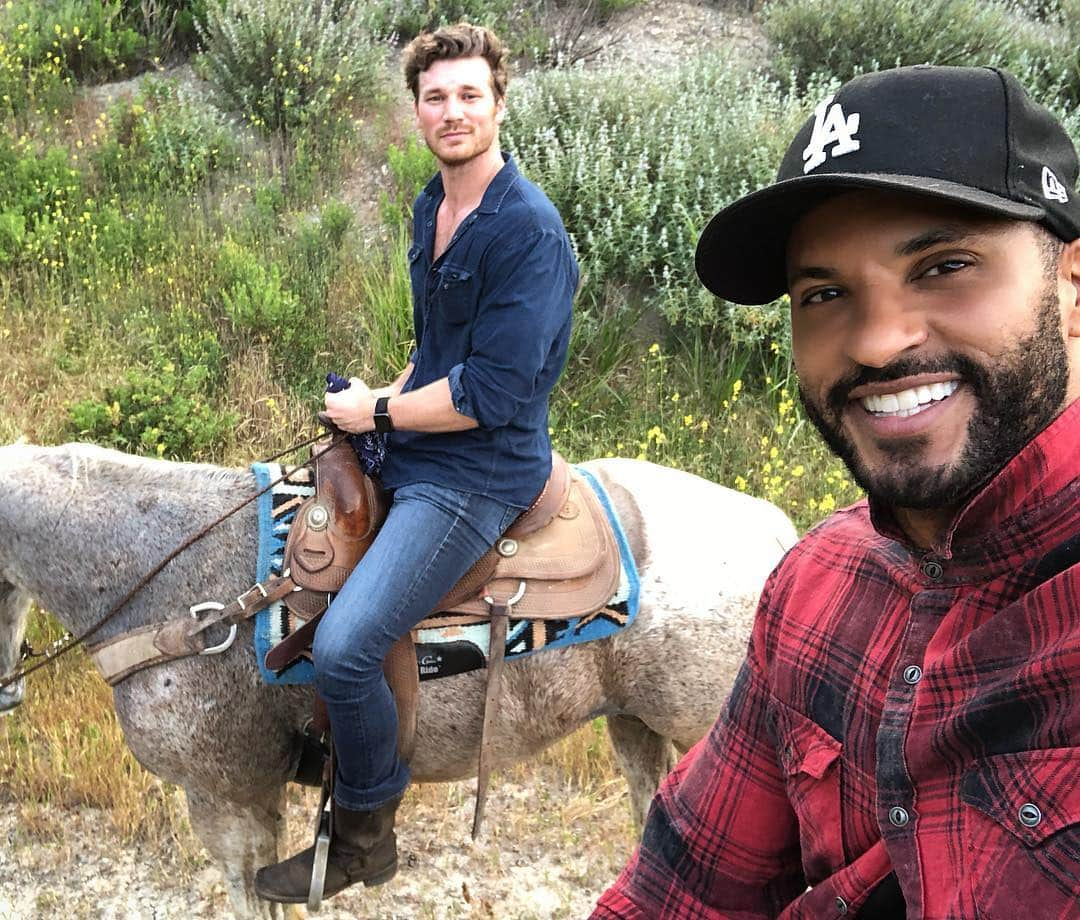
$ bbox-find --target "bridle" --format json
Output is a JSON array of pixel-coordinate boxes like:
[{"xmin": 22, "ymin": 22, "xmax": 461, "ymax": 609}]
[{"xmin": 1, "ymin": 429, "xmax": 348, "ymax": 692}]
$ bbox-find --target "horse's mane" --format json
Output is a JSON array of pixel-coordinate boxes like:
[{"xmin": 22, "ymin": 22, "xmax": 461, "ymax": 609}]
[{"xmin": 0, "ymin": 441, "xmax": 250, "ymax": 494}]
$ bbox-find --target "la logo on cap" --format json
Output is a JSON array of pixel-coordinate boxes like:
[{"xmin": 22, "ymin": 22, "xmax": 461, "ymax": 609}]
[
  {"xmin": 803, "ymin": 94, "xmax": 861, "ymax": 174},
  {"xmin": 1042, "ymin": 166, "xmax": 1069, "ymax": 203}
]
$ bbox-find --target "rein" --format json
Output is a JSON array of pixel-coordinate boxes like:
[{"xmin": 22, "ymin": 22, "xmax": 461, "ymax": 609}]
[{"xmin": 1, "ymin": 429, "xmax": 347, "ymax": 692}]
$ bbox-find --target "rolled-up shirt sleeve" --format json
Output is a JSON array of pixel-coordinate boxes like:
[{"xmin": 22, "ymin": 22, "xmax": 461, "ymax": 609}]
[{"xmin": 449, "ymin": 228, "xmax": 576, "ymax": 430}]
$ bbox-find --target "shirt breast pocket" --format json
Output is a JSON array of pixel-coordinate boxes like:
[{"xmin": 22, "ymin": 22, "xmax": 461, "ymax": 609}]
[
  {"xmin": 433, "ymin": 263, "xmax": 476, "ymax": 325},
  {"xmin": 769, "ymin": 697, "xmax": 845, "ymax": 883},
  {"xmin": 961, "ymin": 748, "xmax": 1080, "ymax": 918}
]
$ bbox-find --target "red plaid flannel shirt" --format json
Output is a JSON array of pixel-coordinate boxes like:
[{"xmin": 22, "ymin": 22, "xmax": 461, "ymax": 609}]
[{"xmin": 594, "ymin": 399, "xmax": 1080, "ymax": 919}]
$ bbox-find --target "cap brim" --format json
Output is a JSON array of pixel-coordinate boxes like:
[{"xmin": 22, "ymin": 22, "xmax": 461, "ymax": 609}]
[{"xmin": 695, "ymin": 173, "xmax": 1047, "ymax": 305}]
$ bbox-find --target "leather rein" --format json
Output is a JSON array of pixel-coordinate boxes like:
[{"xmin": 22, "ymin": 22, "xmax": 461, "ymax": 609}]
[{"xmin": 0, "ymin": 430, "xmax": 347, "ymax": 693}]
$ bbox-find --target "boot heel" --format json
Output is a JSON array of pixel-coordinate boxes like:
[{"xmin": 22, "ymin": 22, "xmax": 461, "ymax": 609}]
[{"xmin": 363, "ymin": 860, "xmax": 398, "ymax": 887}]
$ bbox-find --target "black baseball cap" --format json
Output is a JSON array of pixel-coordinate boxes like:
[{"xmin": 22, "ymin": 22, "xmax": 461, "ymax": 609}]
[{"xmin": 695, "ymin": 65, "xmax": 1080, "ymax": 305}]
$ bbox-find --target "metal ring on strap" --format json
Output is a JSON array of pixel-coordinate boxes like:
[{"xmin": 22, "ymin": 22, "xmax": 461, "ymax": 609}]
[{"xmin": 189, "ymin": 602, "xmax": 237, "ymax": 656}]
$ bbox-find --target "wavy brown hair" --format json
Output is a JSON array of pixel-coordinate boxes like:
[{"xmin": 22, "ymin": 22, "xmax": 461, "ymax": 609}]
[{"xmin": 402, "ymin": 23, "xmax": 509, "ymax": 102}]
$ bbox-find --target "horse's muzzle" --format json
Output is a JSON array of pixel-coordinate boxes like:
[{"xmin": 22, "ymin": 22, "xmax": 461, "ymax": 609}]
[{"xmin": 0, "ymin": 676, "xmax": 24, "ymax": 714}]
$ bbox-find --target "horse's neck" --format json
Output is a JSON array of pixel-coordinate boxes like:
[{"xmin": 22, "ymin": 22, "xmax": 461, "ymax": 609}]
[{"xmin": 0, "ymin": 443, "xmax": 258, "ymax": 639}]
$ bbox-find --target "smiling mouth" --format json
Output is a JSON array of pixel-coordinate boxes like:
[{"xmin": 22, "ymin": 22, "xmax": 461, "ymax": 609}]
[{"xmin": 859, "ymin": 380, "xmax": 960, "ymax": 418}]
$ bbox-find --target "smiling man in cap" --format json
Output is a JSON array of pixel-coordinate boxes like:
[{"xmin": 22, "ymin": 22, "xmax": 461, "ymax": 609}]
[{"xmin": 592, "ymin": 65, "xmax": 1080, "ymax": 919}]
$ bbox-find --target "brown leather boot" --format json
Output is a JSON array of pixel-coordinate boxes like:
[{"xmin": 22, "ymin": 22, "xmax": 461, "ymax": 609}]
[{"xmin": 254, "ymin": 796, "xmax": 400, "ymax": 904}]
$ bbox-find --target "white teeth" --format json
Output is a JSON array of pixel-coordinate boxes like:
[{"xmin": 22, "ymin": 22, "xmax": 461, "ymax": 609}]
[{"xmin": 860, "ymin": 380, "xmax": 959, "ymax": 417}]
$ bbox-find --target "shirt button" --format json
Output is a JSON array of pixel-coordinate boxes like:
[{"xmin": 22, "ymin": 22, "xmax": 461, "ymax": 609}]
[
  {"xmin": 921, "ymin": 559, "xmax": 944, "ymax": 580},
  {"xmin": 903, "ymin": 665, "xmax": 923, "ymax": 684},
  {"xmin": 889, "ymin": 806, "xmax": 910, "ymax": 827},
  {"xmin": 426, "ymin": 219, "xmax": 433, "ymax": 227},
  {"xmin": 835, "ymin": 896, "xmax": 848, "ymax": 914},
  {"xmin": 1018, "ymin": 803, "xmax": 1042, "ymax": 828}
]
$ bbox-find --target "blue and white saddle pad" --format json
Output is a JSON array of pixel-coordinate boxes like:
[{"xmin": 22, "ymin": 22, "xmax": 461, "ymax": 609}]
[{"xmin": 250, "ymin": 463, "xmax": 640, "ymax": 686}]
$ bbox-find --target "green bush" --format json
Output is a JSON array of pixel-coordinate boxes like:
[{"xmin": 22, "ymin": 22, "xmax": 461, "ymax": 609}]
[
  {"xmin": 1, "ymin": 0, "xmax": 146, "ymax": 83},
  {"xmin": 762, "ymin": 0, "xmax": 1067, "ymax": 96},
  {"xmin": 381, "ymin": 135, "xmax": 436, "ymax": 232},
  {"xmin": 501, "ymin": 55, "xmax": 810, "ymax": 341},
  {"xmin": 122, "ymin": 0, "xmax": 207, "ymax": 56},
  {"xmin": 197, "ymin": 0, "xmax": 386, "ymax": 157},
  {"xmin": 365, "ymin": 0, "xmax": 522, "ymax": 40},
  {"xmin": 94, "ymin": 76, "xmax": 239, "ymax": 194},
  {"xmin": 0, "ymin": 12, "xmax": 70, "ymax": 121},
  {"xmin": 67, "ymin": 352, "xmax": 236, "ymax": 460}
]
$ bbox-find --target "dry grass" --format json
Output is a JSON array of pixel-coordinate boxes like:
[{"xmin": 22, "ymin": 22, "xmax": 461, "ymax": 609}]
[{"xmin": 0, "ymin": 608, "xmax": 197, "ymax": 853}]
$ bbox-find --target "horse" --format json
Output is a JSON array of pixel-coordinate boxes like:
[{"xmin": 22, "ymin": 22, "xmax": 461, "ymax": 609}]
[{"xmin": 0, "ymin": 441, "xmax": 797, "ymax": 919}]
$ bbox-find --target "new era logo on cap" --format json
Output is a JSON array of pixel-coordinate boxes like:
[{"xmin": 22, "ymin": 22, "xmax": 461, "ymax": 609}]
[
  {"xmin": 1043, "ymin": 166, "xmax": 1069, "ymax": 203},
  {"xmin": 803, "ymin": 94, "xmax": 861, "ymax": 174}
]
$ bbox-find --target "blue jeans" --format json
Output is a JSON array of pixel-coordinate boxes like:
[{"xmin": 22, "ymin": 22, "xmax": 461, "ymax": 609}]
[{"xmin": 312, "ymin": 481, "xmax": 522, "ymax": 811}]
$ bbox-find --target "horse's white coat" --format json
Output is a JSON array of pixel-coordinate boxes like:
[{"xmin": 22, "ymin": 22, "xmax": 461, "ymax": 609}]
[{"xmin": 0, "ymin": 443, "xmax": 797, "ymax": 919}]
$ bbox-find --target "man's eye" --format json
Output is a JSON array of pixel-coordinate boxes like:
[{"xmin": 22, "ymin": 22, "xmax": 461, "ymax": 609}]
[
  {"xmin": 801, "ymin": 287, "xmax": 842, "ymax": 306},
  {"xmin": 922, "ymin": 258, "xmax": 969, "ymax": 277}
]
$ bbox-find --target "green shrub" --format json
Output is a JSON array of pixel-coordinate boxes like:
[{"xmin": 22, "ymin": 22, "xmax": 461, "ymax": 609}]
[
  {"xmin": 122, "ymin": 0, "xmax": 207, "ymax": 56},
  {"xmin": 94, "ymin": 76, "xmax": 238, "ymax": 195},
  {"xmin": 365, "ymin": 0, "xmax": 522, "ymax": 40},
  {"xmin": 762, "ymin": 0, "xmax": 1067, "ymax": 96},
  {"xmin": 197, "ymin": 0, "xmax": 386, "ymax": 159},
  {"xmin": 0, "ymin": 12, "xmax": 70, "ymax": 121},
  {"xmin": 211, "ymin": 236, "xmax": 332, "ymax": 378},
  {"xmin": 381, "ymin": 135, "xmax": 436, "ymax": 232},
  {"xmin": 501, "ymin": 55, "xmax": 810, "ymax": 343},
  {"xmin": 1, "ymin": 0, "xmax": 146, "ymax": 84},
  {"xmin": 67, "ymin": 352, "xmax": 236, "ymax": 460},
  {"xmin": 94, "ymin": 76, "xmax": 239, "ymax": 194}
]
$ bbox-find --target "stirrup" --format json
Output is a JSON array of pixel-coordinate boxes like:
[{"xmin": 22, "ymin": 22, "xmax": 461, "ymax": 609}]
[{"xmin": 308, "ymin": 744, "xmax": 335, "ymax": 911}]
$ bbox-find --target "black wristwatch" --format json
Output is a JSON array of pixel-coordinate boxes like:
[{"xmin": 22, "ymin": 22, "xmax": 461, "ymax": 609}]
[{"xmin": 373, "ymin": 395, "xmax": 394, "ymax": 434}]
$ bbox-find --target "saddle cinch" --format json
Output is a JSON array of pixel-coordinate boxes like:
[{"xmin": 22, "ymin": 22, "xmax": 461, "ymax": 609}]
[{"xmin": 270, "ymin": 437, "xmax": 621, "ymax": 836}]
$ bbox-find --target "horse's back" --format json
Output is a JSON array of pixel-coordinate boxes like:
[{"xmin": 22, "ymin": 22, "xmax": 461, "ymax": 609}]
[{"xmin": 580, "ymin": 457, "xmax": 797, "ymax": 598}]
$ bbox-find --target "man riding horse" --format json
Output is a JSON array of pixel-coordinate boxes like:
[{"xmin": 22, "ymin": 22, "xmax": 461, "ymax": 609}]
[{"xmin": 253, "ymin": 23, "xmax": 578, "ymax": 904}]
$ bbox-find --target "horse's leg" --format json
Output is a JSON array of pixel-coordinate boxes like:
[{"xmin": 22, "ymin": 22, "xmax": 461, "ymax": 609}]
[
  {"xmin": 605, "ymin": 713, "xmax": 678, "ymax": 831},
  {"xmin": 185, "ymin": 786, "xmax": 299, "ymax": 920}
]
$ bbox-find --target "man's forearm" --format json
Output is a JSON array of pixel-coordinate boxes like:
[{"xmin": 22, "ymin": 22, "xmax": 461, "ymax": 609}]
[{"xmin": 386, "ymin": 377, "xmax": 477, "ymax": 433}]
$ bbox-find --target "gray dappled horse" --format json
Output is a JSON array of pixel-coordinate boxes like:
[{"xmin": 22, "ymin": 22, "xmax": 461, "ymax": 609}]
[{"xmin": 0, "ymin": 442, "xmax": 797, "ymax": 919}]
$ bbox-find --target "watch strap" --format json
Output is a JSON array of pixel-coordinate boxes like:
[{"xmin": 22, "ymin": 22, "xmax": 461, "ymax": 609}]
[{"xmin": 374, "ymin": 395, "xmax": 394, "ymax": 434}]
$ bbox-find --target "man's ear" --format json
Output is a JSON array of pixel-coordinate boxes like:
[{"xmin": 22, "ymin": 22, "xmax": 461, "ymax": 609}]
[
  {"xmin": 1065, "ymin": 238, "xmax": 1080, "ymax": 338},
  {"xmin": 495, "ymin": 97, "xmax": 506, "ymax": 124}
]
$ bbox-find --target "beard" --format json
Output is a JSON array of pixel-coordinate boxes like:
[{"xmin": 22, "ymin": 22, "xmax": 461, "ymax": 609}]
[{"xmin": 799, "ymin": 282, "xmax": 1069, "ymax": 510}]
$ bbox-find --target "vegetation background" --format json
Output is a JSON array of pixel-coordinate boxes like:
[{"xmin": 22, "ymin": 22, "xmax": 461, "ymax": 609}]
[{"xmin": 2, "ymin": 0, "xmax": 1079, "ymax": 915}]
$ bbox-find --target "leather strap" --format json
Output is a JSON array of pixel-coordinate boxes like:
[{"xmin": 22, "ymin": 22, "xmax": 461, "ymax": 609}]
[
  {"xmin": 472, "ymin": 595, "xmax": 511, "ymax": 839},
  {"xmin": 88, "ymin": 572, "xmax": 299, "ymax": 686}
]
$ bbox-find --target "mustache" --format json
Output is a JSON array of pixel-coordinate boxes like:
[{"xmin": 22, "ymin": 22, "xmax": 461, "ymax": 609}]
[{"xmin": 826, "ymin": 355, "xmax": 981, "ymax": 414}]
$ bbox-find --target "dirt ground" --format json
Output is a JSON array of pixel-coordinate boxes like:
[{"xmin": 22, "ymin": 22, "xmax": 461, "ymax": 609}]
[{"xmin": 0, "ymin": 763, "xmax": 637, "ymax": 919}]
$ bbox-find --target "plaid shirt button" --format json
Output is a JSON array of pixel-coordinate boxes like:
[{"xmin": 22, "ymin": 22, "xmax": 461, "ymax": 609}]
[
  {"xmin": 921, "ymin": 559, "xmax": 944, "ymax": 580},
  {"xmin": 835, "ymin": 896, "xmax": 848, "ymax": 914},
  {"xmin": 903, "ymin": 664, "xmax": 923, "ymax": 684},
  {"xmin": 1018, "ymin": 803, "xmax": 1043, "ymax": 827},
  {"xmin": 889, "ymin": 806, "xmax": 910, "ymax": 827}
]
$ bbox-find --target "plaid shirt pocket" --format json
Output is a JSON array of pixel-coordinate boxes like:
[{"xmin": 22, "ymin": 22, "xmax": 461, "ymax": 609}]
[
  {"xmin": 770, "ymin": 696, "xmax": 845, "ymax": 883},
  {"xmin": 961, "ymin": 747, "xmax": 1080, "ymax": 918}
]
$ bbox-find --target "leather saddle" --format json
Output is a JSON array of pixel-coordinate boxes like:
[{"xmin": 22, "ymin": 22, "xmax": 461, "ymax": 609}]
[
  {"xmin": 267, "ymin": 438, "xmax": 621, "ymax": 835},
  {"xmin": 267, "ymin": 439, "xmax": 619, "ymax": 669}
]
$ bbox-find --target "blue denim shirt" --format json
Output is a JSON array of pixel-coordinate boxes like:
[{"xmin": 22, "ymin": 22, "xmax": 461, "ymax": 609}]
[{"xmin": 379, "ymin": 154, "xmax": 578, "ymax": 507}]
